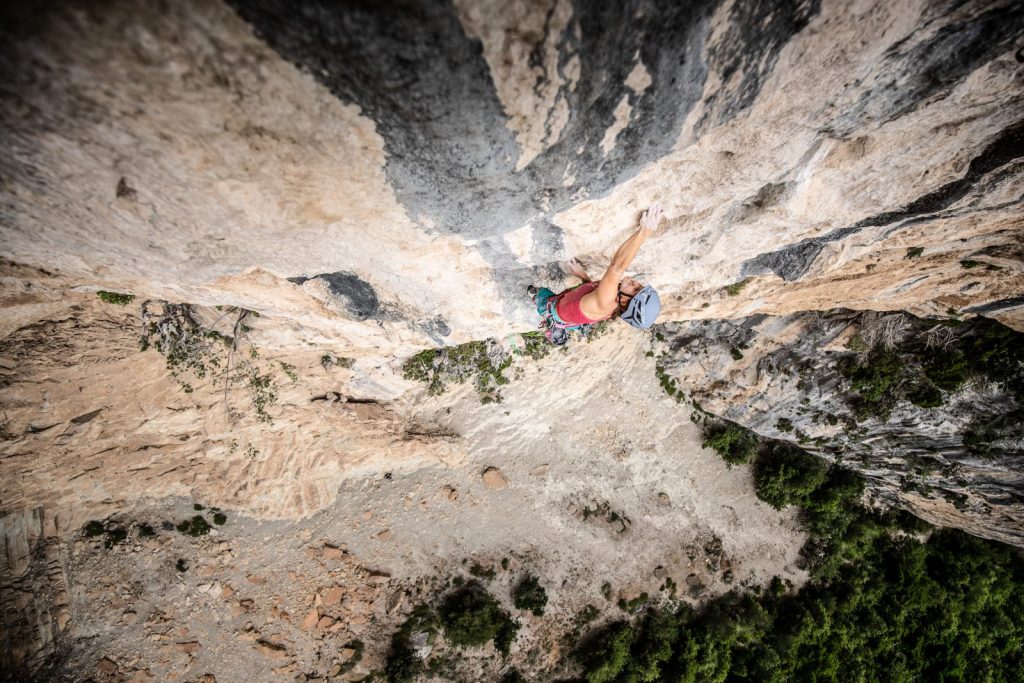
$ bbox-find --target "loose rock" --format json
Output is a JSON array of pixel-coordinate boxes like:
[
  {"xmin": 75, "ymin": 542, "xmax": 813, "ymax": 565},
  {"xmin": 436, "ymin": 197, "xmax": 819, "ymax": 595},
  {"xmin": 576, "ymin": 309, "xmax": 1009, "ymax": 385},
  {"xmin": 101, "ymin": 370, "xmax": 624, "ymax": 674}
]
[
  {"xmin": 255, "ymin": 639, "xmax": 289, "ymax": 660},
  {"xmin": 482, "ymin": 467, "xmax": 509, "ymax": 490}
]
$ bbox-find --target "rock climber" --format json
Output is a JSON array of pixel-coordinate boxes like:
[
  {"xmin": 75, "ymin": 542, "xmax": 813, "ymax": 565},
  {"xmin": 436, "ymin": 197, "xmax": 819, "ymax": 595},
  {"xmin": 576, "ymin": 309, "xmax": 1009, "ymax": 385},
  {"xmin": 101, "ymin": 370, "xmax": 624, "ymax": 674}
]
[{"xmin": 530, "ymin": 203, "xmax": 663, "ymax": 344}]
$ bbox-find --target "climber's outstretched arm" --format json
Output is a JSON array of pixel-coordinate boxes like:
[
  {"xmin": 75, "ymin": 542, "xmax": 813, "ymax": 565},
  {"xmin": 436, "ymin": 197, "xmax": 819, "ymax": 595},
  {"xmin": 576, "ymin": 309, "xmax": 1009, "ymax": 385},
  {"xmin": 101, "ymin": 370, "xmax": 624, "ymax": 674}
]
[{"xmin": 594, "ymin": 203, "xmax": 662, "ymax": 310}]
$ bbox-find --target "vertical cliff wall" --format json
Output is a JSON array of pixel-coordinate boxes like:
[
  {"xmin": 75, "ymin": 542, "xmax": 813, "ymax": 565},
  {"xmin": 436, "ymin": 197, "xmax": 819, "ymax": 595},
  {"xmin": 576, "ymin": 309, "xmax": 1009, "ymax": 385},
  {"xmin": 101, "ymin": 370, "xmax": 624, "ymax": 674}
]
[
  {"xmin": 1, "ymin": 0, "xmax": 1021, "ymax": 340},
  {"xmin": 1, "ymin": 0, "xmax": 1023, "ymax": 676},
  {"xmin": 656, "ymin": 310, "xmax": 1024, "ymax": 547}
]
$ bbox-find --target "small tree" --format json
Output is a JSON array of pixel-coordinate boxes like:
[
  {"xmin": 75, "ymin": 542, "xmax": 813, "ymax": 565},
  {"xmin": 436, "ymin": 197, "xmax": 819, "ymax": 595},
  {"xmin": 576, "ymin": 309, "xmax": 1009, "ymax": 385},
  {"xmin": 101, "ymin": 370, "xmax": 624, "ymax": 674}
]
[
  {"xmin": 577, "ymin": 621, "xmax": 634, "ymax": 683},
  {"xmin": 702, "ymin": 421, "xmax": 758, "ymax": 465},
  {"xmin": 439, "ymin": 587, "xmax": 519, "ymax": 654},
  {"xmin": 753, "ymin": 444, "xmax": 828, "ymax": 510},
  {"xmin": 512, "ymin": 575, "xmax": 548, "ymax": 616}
]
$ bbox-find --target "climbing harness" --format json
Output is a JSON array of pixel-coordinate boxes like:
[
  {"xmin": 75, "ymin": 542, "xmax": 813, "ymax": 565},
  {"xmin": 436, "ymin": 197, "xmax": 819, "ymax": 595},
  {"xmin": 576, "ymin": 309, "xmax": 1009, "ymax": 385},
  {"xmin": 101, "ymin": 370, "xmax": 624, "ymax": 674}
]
[{"xmin": 539, "ymin": 292, "xmax": 591, "ymax": 345}]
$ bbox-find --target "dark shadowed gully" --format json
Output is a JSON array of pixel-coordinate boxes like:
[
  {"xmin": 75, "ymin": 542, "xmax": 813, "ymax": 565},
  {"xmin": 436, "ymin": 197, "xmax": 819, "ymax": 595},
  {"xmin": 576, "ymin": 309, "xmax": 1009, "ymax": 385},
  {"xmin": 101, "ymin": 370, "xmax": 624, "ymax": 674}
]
[{"xmin": 228, "ymin": 0, "xmax": 818, "ymax": 306}]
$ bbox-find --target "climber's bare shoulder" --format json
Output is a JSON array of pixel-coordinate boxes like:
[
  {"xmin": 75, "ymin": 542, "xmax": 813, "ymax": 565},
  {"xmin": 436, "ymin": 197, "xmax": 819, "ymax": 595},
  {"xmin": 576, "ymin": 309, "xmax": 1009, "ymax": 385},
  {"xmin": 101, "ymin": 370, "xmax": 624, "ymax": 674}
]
[{"xmin": 580, "ymin": 265, "xmax": 622, "ymax": 320}]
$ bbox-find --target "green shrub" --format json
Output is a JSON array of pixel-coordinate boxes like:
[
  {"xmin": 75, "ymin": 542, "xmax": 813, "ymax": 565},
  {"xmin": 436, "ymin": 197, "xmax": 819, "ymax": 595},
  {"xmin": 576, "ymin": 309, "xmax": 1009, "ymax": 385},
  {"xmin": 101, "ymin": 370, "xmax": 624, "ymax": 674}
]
[
  {"xmin": 952, "ymin": 319, "xmax": 1024, "ymax": 400},
  {"xmin": 845, "ymin": 334, "xmax": 869, "ymax": 353},
  {"xmin": 626, "ymin": 608, "xmax": 685, "ymax": 681},
  {"xmin": 439, "ymin": 587, "xmax": 518, "ymax": 653},
  {"xmin": 97, "ymin": 290, "xmax": 134, "ymax": 305},
  {"xmin": 902, "ymin": 318, "xmax": 1024, "ymax": 431},
  {"xmin": 797, "ymin": 466, "xmax": 899, "ymax": 582},
  {"xmin": 753, "ymin": 444, "xmax": 828, "ymax": 510},
  {"xmin": 278, "ymin": 361, "xmax": 299, "ymax": 382},
  {"xmin": 494, "ymin": 618, "xmax": 520, "ymax": 657},
  {"xmin": 577, "ymin": 604, "xmax": 600, "ymax": 625},
  {"xmin": 469, "ymin": 562, "xmax": 496, "ymax": 580},
  {"xmin": 837, "ymin": 346, "xmax": 915, "ymax": 420},
  {"xmin": 103, "ymin": 527, "xmax": 127, "ymax": 548},
  {"xmin": 619, "ymin": 593, "xmax": 649, "ymax": 613},
  {"xmin": 923, "ymin": 347, "xmax": 968, "ymax": 392},
  {"xmin": 176, "ymin": 515, "xmax": 211, "ymax": 537},
  {"xmin": 838, "ymin": 318, "xmax": 1023, "ymax": 420},
  {"xmin": 83, "ymin": 521, "xmax": 105, "ymax": 537},
  {"xmin": 840, "ymin": 347, "xmax": 902, "ymax": 403},
  {"xmin": 578, "ymin": 621, "xmax": 634, "ymax": 683},
  {"xmin": 402, "ymin": 340, "xmax": 516, "ymax": 401},
  {"xmin": 724, "ymin": 279, "xmax": 750, "ymax": 296},
  {"xmin": 385, "ymin": 604, "xmax": 438, "ymax": 683},
  {"xmin": 512, "ymin": 575, "xmax": 548, "ymax": 616},
  {"xmin": 655, "ymin": 362, "xmax": 684, "ymax": 402},
  {"xmin": 84, "ymin": 520, "xmax": 130, "ymax": 548},
  {"xmin": 905, "ymin": 246, "xmax": 924, "ymax": 259},
  {"xmin": 702, "ymin": 421, "xmax": 758, "ymax": 466},
  {"xmin": 212, "ymin": 512, "xmax": 227, "ymax": 525},
  {"xmin": 519, "ymin": 331, "xmax": 552, "ymax": 360},
  {"xmin": 399, "ymin": 333, "xmax": 557, "ymax": 403},
  {"xmin": 384, "ymin": 645, "xmax": 420, "ymax": 683},
  {"xmin": 906, "ymin": 381, "xmax": 943, "ymax": 408}
]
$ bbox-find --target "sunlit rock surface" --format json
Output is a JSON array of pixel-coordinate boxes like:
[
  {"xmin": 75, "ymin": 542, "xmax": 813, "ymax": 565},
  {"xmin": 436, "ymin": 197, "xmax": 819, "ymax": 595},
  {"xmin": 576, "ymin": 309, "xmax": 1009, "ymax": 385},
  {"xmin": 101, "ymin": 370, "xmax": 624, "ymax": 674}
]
[
  {"xmin": 1, "ymin": 0, "xmax": 1022, "ymax": 676},
  {"xmin": 2, "ymin": 0, "xmax": 1021, "ymax": 339}
]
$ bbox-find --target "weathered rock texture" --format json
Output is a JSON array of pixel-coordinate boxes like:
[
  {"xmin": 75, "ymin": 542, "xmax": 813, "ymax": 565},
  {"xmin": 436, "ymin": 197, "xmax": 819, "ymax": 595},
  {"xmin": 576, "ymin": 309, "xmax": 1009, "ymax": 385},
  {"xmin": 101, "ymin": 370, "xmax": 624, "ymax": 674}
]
[
  {"xmin": 1, "ymin": 0, "xmax": 1023, "ymax": 676},
  {"xmin": 2, "ymin": 0, "xmax": 1021, "ymax": 338},
  {"xmin": 656, "ymin": 311, "xmax": 1024, "ymax": 547}
]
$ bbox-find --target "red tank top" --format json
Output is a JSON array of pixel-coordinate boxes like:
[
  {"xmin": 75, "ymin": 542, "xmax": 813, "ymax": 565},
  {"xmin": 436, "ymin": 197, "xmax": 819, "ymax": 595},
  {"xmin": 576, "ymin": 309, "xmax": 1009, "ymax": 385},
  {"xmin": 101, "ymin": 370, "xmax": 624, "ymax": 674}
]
[{"xmin": 555, "ymin": 282, "xmax": 608, "ymax": 325}]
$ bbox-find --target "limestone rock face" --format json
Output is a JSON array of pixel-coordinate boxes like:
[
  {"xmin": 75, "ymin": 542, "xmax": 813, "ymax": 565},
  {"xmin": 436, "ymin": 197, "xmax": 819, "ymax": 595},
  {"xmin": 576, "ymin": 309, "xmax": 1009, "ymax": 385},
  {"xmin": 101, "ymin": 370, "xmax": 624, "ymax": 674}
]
[
  {"xmin": 1, "ymin": 0, "xmax": 1023, "ymax": 675},
  {"xmin": 481, "ymin": 466, "xmax": 509, "ymax": 490},
  {"xmin": 1, "ymin": 0, "xmax": 1021, "ymax": 342},
  {"xmin": 656, "ymin": 311, "xmax": 1024, "ymax": 547},
  {"xmin": 0, "ymin": 281, "xmax": 464, "ymax": 523},
  {"xmin": 0, "ymin": 509, "xmax": 70, "ymax": 676}
]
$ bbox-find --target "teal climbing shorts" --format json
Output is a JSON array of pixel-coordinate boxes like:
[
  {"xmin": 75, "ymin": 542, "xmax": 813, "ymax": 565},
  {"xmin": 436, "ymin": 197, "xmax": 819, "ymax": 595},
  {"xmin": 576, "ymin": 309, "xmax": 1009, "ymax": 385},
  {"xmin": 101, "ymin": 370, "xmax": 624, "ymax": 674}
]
[{"xmin": 535, "ymin": 287, "xmax": 557, "ymax": 317}]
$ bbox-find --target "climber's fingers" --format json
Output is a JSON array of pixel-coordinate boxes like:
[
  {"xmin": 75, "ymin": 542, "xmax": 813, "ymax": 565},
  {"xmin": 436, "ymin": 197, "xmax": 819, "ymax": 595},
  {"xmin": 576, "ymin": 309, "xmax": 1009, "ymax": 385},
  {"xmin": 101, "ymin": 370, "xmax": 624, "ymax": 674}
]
[{"xmin": 640, "ymin": 202, "xmax": 662, "ymax": 231}]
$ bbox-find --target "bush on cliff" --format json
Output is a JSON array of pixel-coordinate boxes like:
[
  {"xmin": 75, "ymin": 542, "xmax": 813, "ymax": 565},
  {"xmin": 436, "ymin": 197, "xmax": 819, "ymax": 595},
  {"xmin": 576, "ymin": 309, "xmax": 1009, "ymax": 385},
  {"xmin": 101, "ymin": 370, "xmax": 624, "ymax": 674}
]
[
  {"xmin": 753, "ymin": 442, "xmax": 828, "ymax": 510},
  {"xmin": 576, "ymin": 620, "xmax": 635, "ymax": 683},
  {"xmin": 701, "ymin": 421, "xmax": 758, "ymax": 465},
  {"xmin": 511, "ymin": 575, "xmax": 548, "ymax": 616},
  {"xmin": 839, "ymin": 317, "xmax": 1024, "ymax": 423},
  {"xmin": 97, "ymin": 290, "xmax": 134, "ymax": 305},
  {"xmin": 385, "ymin": 604, "xmax": 438, "ymax": 683},
  {"xmin": 439, "ymin": 586, "xmax": 519, "ymax": 655}
]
